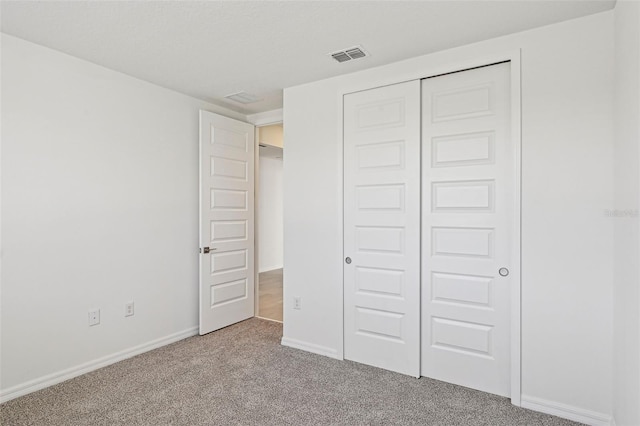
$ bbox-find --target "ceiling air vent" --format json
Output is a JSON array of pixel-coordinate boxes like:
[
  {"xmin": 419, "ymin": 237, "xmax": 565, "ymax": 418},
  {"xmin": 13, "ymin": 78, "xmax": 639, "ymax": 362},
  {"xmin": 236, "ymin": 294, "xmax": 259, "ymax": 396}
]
[
  {"xmin": 329, "ymin": 45, "xmax": 369, "ymax": 63},
  {"xmin": 224, "ymin": 91, "xmax": 262, "ymax": 104},
  {"xmin": 331, "ymin": 51, "xmax": 351, "ymax": 63}
]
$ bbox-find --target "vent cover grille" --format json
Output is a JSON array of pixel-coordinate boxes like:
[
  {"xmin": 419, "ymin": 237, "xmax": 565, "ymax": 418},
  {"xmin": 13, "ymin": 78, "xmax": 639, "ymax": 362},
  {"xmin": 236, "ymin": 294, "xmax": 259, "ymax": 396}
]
[
  {"xmin": 331, "ymin": 52, "xmax": 351, "ymax": 63},
  {"xmin": 345, "ymin": 48, "xmax": 366, "ymax": 59},
  {"xmin": 224, "ymin": 91, "xmax": 262, "ymax": 104},
  {"xmin": 329, "ymin": 45, "xmax": 368, "ymax": 63}
]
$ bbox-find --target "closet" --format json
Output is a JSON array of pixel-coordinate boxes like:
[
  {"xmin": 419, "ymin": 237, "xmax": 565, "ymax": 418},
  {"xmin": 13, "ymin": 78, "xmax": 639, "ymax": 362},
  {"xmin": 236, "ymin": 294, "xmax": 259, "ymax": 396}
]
[{"xmin": 343, "ymin": 62, "xmax": 515, "ymax": 397}]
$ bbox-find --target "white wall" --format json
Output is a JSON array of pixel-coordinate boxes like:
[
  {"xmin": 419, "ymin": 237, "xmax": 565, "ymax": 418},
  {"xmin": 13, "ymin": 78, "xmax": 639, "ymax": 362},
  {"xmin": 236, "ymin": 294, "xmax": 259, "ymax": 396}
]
[
  {"xmin": 613, "ymin": 1, "xmax": 640, "ymax": 425},
  {"xmin": 258, "ymin": 154, "xmax": 283, "ymax": 272},
  {"xmin": 0, "ymin": 34, "xmax": 246, "ymax": 400},
  {"xmin": 283, "ymin": 11, "xmax": 614, "ymax": 424}
]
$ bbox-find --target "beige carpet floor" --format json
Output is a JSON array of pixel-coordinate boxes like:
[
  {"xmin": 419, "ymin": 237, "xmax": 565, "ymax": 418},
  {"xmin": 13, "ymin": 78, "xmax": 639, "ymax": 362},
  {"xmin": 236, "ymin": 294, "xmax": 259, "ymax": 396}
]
[{"xmin": 0, "ymin": 319, "xmax": 579, "ymax": 425}]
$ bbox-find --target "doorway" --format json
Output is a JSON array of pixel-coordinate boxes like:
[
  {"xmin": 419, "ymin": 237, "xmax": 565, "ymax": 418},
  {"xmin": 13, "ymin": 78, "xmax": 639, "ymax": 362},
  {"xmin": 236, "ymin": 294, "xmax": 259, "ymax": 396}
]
[
  {"xmin": 256, "ymin": 124, "xmax": 284, "ymax": 322},
  {"xmin": 198, "ymin": 113, "xmax": 284, "ymax": 333}
]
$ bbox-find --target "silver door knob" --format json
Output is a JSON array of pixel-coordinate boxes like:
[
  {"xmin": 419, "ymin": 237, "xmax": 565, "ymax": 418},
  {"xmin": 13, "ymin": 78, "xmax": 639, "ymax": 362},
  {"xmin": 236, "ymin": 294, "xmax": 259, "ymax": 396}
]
[
  {"xmin": 499, "ymin": 267, "xmax": 509, "ymax": 277},
  {"xmin": 345, "ymin": 257, "xmax": 352, "ymax": 264}
]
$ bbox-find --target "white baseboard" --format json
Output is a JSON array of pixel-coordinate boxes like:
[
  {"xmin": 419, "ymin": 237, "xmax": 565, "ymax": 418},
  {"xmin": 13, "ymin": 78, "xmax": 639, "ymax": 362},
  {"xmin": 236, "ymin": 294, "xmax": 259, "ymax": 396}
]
[
  {"xmin": 0, "ymin": 326, "xmax": 198, "ymax": 404},
  {"xmin": 256, "ymin": 315, "xmax": 283, "ymax": 324},
  {"xmin": 521, "ymin": 394, "xmax": 613, "ymax": 426},
  {"xmin": 281, "ymin": 337, "xmax": 340, "ymax": 360}
]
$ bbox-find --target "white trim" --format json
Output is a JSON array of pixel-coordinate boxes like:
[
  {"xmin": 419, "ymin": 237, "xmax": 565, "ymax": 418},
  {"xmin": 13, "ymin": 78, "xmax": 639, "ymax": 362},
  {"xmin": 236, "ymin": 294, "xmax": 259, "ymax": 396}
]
[
  {"xmin": 336, "ymin": 84, "xmax": 345, "ymax": 360},
  {"xmin": 254, "ymin": 131, "xmax": 261, "ymax": 317},
  {"xmin": 0, "ymin": 326, "xmax": 198, "ymax": 404},
  {"xmin": 509, "ymin": 49, "xmax": 523, "ymax": 407},
  {"xmin": 337, "ymin": 49, "xmax": 522, "ymax": 403},
  {"xmin": 521, "ymin": 395, "xmax": 613, "ymax": 426},
  {"xmin": 256, "ymin": 316, "xmax": 283, "ymax": 324},
  {"xmin": 281, "ymin": 337, "xmax": 340, "ymax": 359},
  {"xmin": 246, "ymin": 109, "xmax": 283, "ymax": 126}
]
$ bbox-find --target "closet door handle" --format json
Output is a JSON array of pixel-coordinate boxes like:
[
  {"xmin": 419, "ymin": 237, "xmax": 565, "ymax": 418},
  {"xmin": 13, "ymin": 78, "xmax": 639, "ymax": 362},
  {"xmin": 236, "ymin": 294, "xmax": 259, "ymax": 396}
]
[
  {"xmin": 345, "ymin": 257, "xmax": 352, "ymax": 264},
  {"xmin": 499, "ymin": 267, "xmax": 509, "ymax": 277}
]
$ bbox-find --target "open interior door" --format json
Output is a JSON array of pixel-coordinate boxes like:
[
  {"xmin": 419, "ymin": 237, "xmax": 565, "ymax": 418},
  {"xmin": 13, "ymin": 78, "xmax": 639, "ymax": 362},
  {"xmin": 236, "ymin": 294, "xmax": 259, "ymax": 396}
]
[{"xmin": 199, "ymin": 110, "xmax": 255, "ymax": 335}]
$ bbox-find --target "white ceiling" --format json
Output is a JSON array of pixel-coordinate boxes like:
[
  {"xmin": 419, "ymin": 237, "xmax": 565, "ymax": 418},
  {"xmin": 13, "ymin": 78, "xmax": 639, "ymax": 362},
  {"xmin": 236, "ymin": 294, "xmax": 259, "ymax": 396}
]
[{"xmin": 1, "ymin": 1, "xmax": 615, "ymax": 114}]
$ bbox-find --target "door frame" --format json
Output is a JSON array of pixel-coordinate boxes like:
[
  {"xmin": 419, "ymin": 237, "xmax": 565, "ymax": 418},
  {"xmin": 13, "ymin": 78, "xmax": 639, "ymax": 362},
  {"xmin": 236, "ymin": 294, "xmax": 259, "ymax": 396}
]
[
  {"xmin": 337, "ymin": 49, "xmax": 522, "ymax": 405},
  {"xmin": 250, "ymin": 117, "xmax": 284, "ymax": 321}
]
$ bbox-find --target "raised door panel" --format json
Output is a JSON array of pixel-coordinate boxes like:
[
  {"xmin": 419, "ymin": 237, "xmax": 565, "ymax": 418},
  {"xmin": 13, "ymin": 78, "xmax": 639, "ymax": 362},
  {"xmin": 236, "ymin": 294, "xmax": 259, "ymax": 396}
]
[
  {"xmin": 421, "ymin": 62, "xmax": 512, "ymax": 397},
  {"xmin": 344, "ymin": 80, "xmax": 420, "ymax": 377}
]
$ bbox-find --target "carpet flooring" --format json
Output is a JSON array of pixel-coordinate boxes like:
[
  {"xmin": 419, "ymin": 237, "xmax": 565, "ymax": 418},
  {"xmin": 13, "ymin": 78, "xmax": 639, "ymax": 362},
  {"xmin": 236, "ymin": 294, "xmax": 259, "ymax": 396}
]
[{"xmin": 0, "ymin": 319, "xmax": 579, "ymax": 426}]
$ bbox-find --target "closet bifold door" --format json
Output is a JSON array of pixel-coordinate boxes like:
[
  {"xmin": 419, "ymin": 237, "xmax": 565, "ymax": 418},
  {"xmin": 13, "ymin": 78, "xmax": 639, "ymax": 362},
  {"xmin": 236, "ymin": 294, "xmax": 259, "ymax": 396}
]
[
  {"xmin": 421, "ymin": 62, "xmax": 512, "ymax": 396},
  {"xmin": 343, "ymin": 80, "xmax": 421, "ymax": 377}
]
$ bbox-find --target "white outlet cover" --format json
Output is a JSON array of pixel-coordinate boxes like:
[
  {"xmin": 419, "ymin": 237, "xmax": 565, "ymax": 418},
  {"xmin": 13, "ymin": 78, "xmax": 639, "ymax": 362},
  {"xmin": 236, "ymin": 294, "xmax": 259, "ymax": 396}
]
[
  {"xmin": 125, "ymin": 302, "xmax": 134, "ymax": 317},
  {"xmin": 88, "ymin": 309, "xmax": 100, "ymax": 326}
]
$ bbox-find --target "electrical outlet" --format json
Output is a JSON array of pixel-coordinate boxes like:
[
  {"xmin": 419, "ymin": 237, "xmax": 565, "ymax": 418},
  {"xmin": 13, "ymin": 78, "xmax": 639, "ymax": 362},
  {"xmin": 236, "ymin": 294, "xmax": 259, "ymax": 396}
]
[
  {"xmin": 125, "ymin": 301, "xmax": 134, "ymax": 317},
  {"xmin": 88, "ymin": 309, "xmax": 100, "ymax": 326},
  {"xmin": 293, "ymin": 297, "xmax": 302, "ymax": 310}
]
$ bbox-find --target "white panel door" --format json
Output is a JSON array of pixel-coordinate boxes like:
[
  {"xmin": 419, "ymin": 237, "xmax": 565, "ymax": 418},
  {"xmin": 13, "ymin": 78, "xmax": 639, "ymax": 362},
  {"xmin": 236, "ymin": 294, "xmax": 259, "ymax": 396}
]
[
  {"xmin": 199, "ymin": 110, "xmax": 255, "ymax": 335},
  {"xmin": 421, "ymin": 62, "xmax": 513, "ymax": 396},
  {"xmin": 344, "ymin": 80, "xmax": 421, "ymax": 377}
]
